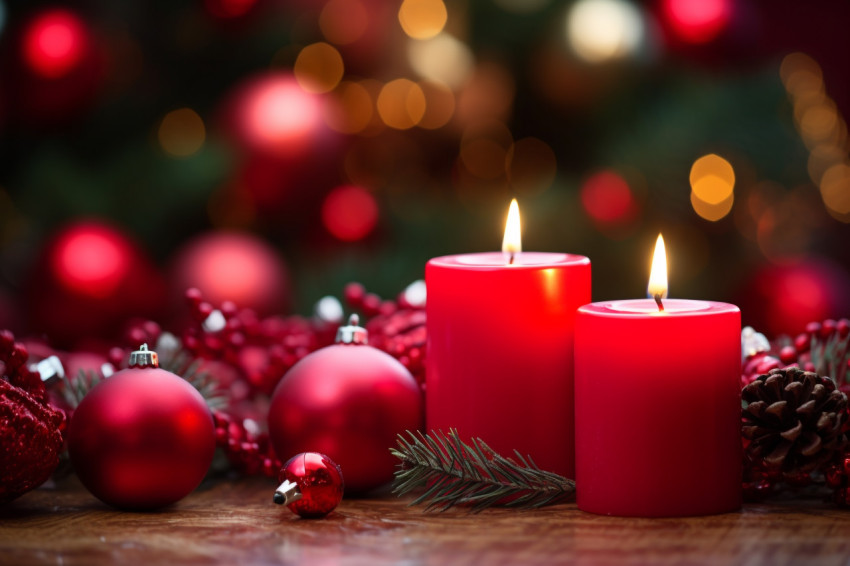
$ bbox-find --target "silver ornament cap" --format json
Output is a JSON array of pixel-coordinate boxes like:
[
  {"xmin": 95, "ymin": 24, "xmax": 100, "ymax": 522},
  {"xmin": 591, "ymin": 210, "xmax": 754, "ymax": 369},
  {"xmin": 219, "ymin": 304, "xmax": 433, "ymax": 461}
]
[
  {"xmin": 128, "ymin": 344, "xmax": 159, "ymax": 368},
  {"xmin": 335, "ymin": 314, "xmax": 368, "ymax": 345}
]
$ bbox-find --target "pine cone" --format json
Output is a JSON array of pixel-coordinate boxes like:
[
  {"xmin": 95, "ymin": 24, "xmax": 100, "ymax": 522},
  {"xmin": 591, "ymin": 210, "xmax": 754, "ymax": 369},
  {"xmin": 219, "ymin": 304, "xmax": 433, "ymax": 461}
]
[{"xmin": 743, "ymin": 367, "xmax": 848, "ymax": 475}]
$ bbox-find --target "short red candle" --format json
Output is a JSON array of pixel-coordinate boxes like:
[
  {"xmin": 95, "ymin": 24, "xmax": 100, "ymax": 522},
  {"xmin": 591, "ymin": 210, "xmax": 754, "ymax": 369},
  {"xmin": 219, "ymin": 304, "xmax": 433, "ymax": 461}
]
[
  {"xmin": 574, "ymin": 298, "xmax": 742, "ymax": 516},
  {"xmin": 426, "ymin": 252, "xmax": 591, "ymax": 477}
]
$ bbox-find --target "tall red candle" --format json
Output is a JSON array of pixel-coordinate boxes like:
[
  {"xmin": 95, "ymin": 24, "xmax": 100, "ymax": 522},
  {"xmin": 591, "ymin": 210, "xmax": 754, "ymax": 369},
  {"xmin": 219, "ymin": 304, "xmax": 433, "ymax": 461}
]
[
  {"xmin": 574, "ymin": 236, "xmax": 742, "ymax": 516},
  {"xmin": 426, "ymin": 201, "xmax": 591, "ymax": 477}
]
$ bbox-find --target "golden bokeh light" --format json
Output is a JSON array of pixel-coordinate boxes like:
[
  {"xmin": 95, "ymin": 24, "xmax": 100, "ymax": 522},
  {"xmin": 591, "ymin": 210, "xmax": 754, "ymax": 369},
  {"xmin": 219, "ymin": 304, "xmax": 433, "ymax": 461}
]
[
  {"xmin": 408, "ymin": 32, "xmax": 474, "ymax": 89},
  {"xmin": 157, "ymin": 108, "xmax": 206, "ymax": 158},
  {"xmin": 376, "ymin": 79, "xmax": 426, "ymax": 129},
  {"xmin": 294, "ymin": 42, "xmax": 344, "ymax": 94},
  {"xmin": 798, "ymin": 102, "xmax": 839, "ymax": 145},
  {"xmin": 319, "ymin": 0, "xmax": 369, "ymax": 45},
  {"xmin": 323, "ymin": 80, "xmax": 373, "ymax": 134},
  {"xmin": 780, "ymin": 53, "xmax": 823, "ymax": 100},
  {"xmin": 807, "ymin": 143, "xmax": 845, "ymax": 184},
  {"xmin": 820, "ymin": 163, "xmax": 850, "ymax": 221},
  {"xmin": 689, "ymin": 153, "xmax": 735, "ymax": 205},
  {"xmin": 417, "ymin": 81, "xmax": 455, "ymax": 129},
  {"xmin": 398, "ymin": 0, "xmax": 447, "ymax": 40},
  {"xmin": 691, "ymin": 189, "xmax": 734, "ymax": 221}
]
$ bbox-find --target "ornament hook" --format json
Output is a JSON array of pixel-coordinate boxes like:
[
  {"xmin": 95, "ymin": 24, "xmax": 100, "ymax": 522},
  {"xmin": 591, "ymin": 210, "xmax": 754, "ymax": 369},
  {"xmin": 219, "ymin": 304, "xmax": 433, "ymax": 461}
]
[{"xmin": 335, "ymin": 314, "xmax": 369, "ymax": 345}]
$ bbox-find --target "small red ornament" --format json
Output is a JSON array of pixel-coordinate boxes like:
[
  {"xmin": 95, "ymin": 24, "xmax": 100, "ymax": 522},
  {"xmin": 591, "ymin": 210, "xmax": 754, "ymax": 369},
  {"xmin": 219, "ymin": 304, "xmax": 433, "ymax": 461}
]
[
  {"xmin": 273, "ymin": 452, "xmax": 344, "ymax": 518},
  {"xmin": 0, "ymin": 331, "xmax": 66, "ymax": 505},
  {"xmin": 268, "ymin": 315, "xmax": 423, "ymax": 493},
  {"xmin": 67, "ymin": 344, "xmax": 216, "ymax": 510}
]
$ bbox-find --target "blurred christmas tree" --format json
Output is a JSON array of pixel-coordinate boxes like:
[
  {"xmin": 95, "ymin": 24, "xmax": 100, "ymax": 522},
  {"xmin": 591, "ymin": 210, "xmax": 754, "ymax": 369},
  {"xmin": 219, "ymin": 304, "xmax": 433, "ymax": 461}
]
[{"xmin": 0, "ymin": 0, "xmax": 849, "ymax": 345}]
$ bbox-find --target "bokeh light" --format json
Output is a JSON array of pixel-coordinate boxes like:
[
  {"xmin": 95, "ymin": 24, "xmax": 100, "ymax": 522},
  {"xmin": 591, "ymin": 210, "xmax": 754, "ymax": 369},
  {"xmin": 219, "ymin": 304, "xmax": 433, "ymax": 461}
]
[
  {"xmin": 23, "ymin": 9, "xmax": 88, "ymax": 78},
  {"xmin": 691, "ymin": 189, "xmax": 734, "ymax": 221},
  {"xmin": 322, "ymin": 186, "xmax": 379, "ymax": 241},
  {"xmin": 661, "ymin": 0, "xmax": 731, "ymax": 44},
  {"xmin": 324, "ymin": 81, "xmax": 374, "ymax": 134},
  {"xmin": 51, "ymin": 224, "xmax": 131, "ymax": 298},
  {"xmin": 408, "ymin": 32, "xmax": 474, "ymax": 89},
  {"xmin": 566, "ymin": 0, "xmax": 645, "ymax": 64},
  {"xmin": 580, "ymin": 170, "xmax": 638, "ymax": 226},
  {"xmin": 820, "ymin": 163, "xmax": 850, "ymax": 222},
  {"xmin": 158, "ymin": 108, "xmax": 206, "ymax": 158},
  {"xmin": 689, "ymin": 153, "xmax": 735, "ymax": 204},
  {"xmin": 377, "ymin": 79, "xmax": 426, "ymax": 130},
  {"xmin": 417, "ymin": 81, "xmax": 455, "ymax": 129},
  {"xmin": 232, "ymin": 74, "xmax": 323, "ymax": 155},
  {"xmin": 398, "ymin": 0, "xmax": 448, "ymax": 40},
  {"xmin": 294, "ymin": 42, "xmax": 345, "ymax": 94},
  {"xmin": 319, "ymin": 0, "xmax": 369, "ymax": 45}
]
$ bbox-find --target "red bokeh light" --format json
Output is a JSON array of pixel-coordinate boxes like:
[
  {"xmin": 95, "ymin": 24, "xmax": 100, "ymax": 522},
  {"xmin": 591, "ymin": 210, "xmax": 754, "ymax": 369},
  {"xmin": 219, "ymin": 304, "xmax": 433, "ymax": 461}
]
[
  {"xmin": 231, "ymin": 75, "xmax": 323, "ymax": 157},
  {"xmin": 321, "ymin": 185, "xmax": 379, "ymax": 242},
  {"xmin": 580, "ymin": 171, "xmax": 638, "ymax": 226},
  {"xmin": 50, "ymin": 223, "xmax": 131, "ymax": 298},
  {"xmin": 661, "ymin": 0, "xmax": 731, "ymax": 44},
  {"xmin": 23, "ymin": 9, "xmax": 89, "ymax": 78}
]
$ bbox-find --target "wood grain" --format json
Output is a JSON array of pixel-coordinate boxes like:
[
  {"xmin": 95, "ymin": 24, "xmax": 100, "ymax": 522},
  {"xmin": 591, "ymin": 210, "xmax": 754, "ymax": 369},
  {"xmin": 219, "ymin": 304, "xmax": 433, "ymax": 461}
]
[{"xmin": 2, "ymin": 477, "xmax": 850, "ymax": 566}]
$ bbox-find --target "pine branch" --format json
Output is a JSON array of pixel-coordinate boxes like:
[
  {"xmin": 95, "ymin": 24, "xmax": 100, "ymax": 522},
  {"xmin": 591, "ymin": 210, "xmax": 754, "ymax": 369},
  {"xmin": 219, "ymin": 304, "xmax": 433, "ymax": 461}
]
[
  {"xmin": 811, "ymin": 330, "xmax": 850, "ymax": 388},
  {"xmin": 390, "ymin": 429, "xmax": 576, "ymax": 513}
]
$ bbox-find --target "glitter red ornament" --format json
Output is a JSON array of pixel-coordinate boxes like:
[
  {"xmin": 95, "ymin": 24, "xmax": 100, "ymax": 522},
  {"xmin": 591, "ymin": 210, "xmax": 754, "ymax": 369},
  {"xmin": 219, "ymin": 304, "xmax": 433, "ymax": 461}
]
[
  {"xmin": 0, "ymin": 331, "xmax": 66, "ymax": 505},
  {"xmin": 67, "ymin": 344, "xmax": 216, "ymax": 510},
  {"xmin": 273, "ymin": 452, "xmax": 344, "ymax": 518},
  {"xmin": 268, "ymin": 315, "xmax": 423, "ymax": 493}
]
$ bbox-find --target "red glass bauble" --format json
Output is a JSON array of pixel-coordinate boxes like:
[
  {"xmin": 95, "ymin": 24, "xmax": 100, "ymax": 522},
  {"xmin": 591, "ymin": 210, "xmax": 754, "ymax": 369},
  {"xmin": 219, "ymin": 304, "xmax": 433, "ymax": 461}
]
[
  {"xmin": 268, "ymin": 337, "xmax": 423, "ymax": 493},
  {"xmin": 275, "ymin": 452, "xmax": 344, "ymax": 518},
  {"xmin": 67, "ymin": 364, "xmax": 216, "ymax": 509},
  {"xmin": 169, "ymin": 232, "xmax": 290, "ymax": 316},
  {"xmin": 25, "ymin": 221, "xmax": 166, "ymax": 348}
]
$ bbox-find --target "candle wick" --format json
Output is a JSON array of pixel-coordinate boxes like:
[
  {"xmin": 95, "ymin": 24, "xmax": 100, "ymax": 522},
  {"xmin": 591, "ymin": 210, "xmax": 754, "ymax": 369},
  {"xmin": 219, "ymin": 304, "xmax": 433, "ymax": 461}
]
[
  {"xmin": 508, "ymin": 252, "xmax": 515, "ymax": 265},
  {"xmin": 654, "ymin": 293, "xmax": 664, "ymax": 312}
]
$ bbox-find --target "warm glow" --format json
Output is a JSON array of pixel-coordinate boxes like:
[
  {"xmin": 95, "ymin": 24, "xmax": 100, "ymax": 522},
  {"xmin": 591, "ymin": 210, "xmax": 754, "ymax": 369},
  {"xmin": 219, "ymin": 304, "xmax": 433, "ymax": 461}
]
[
  {"xmin": 238, "ymin": 75, "xmax": 322, "ymax": 154},
  {"xmin": 691, "ymin": 189, "xmax": 734, "ymax": 221},
  {"xmin": 294, "ymin": 42, "xmax": 344, "ymax": 94},
  {"xmin": 689, "ymin": 153, "xmax": 734, "ymax": 204},
  {"xmin": 398, "ymin": 0, "xmax": 448, "ymax": 40},
  {"xmin": 408, "ymin": 32, "xmax": 474, "ymax": 89},
  {"xmin": 662, "ymin": 0, "xmax": 730, "ymax": 44},
  {"xmin": 376, "ymin": 79, "xmax": 426, "ymax": 130},
  {"xmin": 321, "ymin": 185, "xmax": 379, "ymax": 241},
  {"xmin": 158, "ymin": 108, "xmax": 206, "ymax": 158},
  {"xmin": 647, "ymin": 234, "xmax": 668, "ymax": 300},
  {"xmin": 502, "ymin": 199, "xmax": 521, "ymax": 258},
  {"xmin": 566, "ymin": 0, "xmax": 644, "ymax": 64}
]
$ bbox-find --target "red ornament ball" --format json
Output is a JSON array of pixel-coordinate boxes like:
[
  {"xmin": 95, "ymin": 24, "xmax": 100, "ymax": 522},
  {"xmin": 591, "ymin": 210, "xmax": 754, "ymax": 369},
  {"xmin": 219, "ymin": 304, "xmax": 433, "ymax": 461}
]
[
  {"xmin": 67, "ymin": 351, "xmax": 216, "ymax": 510},
  {"xmin": 268, "ymin": 319, "xmax": 423, "ymax": 493},
  {"xmin": 169, "ymin": 232, "xmax": 290, "ymax": 316},
  {"xmin": 274, "ymin": 452, "xmax": 344, "ymax": 518}
]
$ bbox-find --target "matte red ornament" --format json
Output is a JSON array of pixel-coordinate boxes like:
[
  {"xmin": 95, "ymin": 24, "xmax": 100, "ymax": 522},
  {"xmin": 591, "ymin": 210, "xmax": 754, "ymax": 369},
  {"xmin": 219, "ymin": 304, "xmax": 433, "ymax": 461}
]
[
  {"xmin": 67, "ymin": 345, "xmax": 216, "ymax": 510},
  {"xmin": 268, "ymin": 315, "xmax": 423, "ymax": 493},
  {"xmin": 273, "ymin": 452, "xmax": 344, "ymax": 518}
]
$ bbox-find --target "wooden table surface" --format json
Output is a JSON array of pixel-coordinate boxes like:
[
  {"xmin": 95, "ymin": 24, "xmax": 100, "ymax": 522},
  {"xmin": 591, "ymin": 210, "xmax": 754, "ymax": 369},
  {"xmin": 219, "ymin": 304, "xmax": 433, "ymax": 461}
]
[{"xmin": 2, "ymin": 476, "xmax": 850, "ymax": 566}]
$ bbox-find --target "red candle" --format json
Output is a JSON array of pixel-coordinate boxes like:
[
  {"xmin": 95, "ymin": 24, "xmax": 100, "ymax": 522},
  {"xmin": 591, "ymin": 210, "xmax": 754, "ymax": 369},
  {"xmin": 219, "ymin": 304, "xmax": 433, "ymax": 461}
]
[
  {"xmin": 426, "ymin": 200, "xmax": 591, "ymax": 477},
  {"xmin": 574, "ymin": 235, "xmax": 742, "ymax": 516}
]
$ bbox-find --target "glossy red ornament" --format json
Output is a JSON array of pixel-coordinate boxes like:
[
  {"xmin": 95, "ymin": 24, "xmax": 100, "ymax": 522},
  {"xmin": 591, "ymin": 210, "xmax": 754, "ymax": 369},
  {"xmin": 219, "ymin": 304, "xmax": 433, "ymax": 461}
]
[
  {"xmin": 273, "ymin": 452, "xmax": 344, "ymax": 518},
  {"xmin": 67, "ymin": 345, "xmax": 216, "ymax": 509},
  {"xmin": 169, "ymin": 232, "xmax": 290, "ymax": 317},
  {"xmin": 268, "ymin": 316, "xmax": 423, "ymax": 493}
]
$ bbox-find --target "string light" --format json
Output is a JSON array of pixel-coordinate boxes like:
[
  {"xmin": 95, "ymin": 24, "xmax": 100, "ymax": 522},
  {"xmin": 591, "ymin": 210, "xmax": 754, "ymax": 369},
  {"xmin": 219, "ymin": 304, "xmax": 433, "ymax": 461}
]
[
  {"xmin": 398, "ymin": 0, "xmax": 447, "ymax": 40},
  {"xmin": 377, "ymin": 79, "xmax": 426, "ymax": 130},
  {"xmin": 566, "ymin": 0, "xmax": 644, "ymax": 64},
  {"xmin": 690, "ymin": 154, "xmax": 735, "ymax": 221},
  {"xmin": 23, "ymin": 9, "xmax": 88, "ymax": 78},
  {"xmin": 294, "ymin": 42, "xmax": 344, "ymax": 94}
]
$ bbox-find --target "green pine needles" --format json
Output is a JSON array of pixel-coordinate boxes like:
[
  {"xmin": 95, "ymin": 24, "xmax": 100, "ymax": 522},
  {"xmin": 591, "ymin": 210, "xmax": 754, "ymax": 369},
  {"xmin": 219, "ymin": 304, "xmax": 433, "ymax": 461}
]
[{"xmin": 390, "ymin": 429, "xmax": 576, "ymax": 513}]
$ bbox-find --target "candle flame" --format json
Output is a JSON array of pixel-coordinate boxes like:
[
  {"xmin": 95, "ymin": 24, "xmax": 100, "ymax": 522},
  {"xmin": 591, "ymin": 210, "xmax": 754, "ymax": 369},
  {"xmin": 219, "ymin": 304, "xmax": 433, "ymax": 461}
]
[
  {"xmin": 647, "ymin": 234, "xmax": 668, "ymax": 300},
  {"xmin": 502, "ymin": 199, "xmax": 521, "ymax": 263}
]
